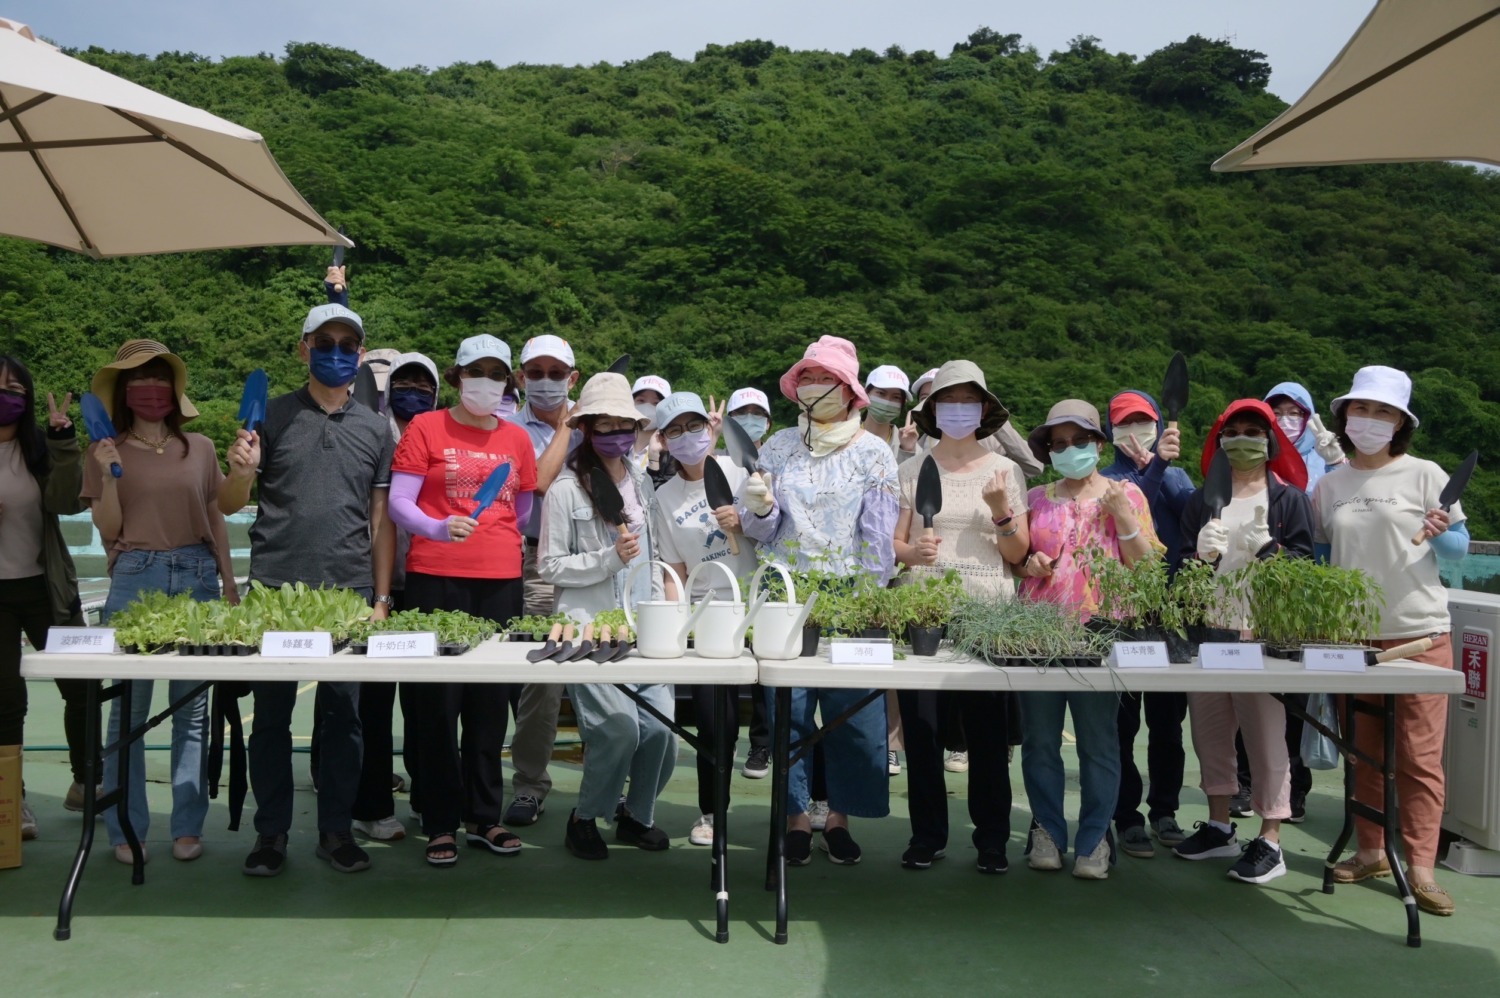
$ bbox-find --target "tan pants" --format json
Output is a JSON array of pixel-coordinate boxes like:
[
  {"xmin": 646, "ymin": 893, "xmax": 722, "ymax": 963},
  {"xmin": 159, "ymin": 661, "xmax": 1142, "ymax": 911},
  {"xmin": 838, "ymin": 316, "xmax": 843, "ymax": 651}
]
[{"xmin": 511, "ymin": 542, "xmax": 561, "ymax": 801}]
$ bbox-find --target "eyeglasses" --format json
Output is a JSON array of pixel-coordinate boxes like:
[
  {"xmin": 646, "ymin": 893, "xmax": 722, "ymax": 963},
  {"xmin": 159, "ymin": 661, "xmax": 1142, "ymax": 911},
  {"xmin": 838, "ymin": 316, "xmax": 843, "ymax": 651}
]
[
  {"xmin": 1047, "ymin": 434, "xmax": 1097, "ymax": 454},
  {"xmin": 523, "ymin": 368, "xmax": 571, "ymax": 382},
  {"xmin": 662, "ymin": 418, "xmax": 709, "ymax": 440},
  {"xmin": 462, "ymin": 365, "xmax": 510, "ymax": 382},
  {"xmin": 390, "ymin": 380, "xmax": 434, "ymax": 395},
  {"xmin": 1222, "ymin": 427, "xmax": 1268, "ymax": 439},
  {"xmin": 306, "ymin": 335, "xmax": 360, "ymax": 355}
]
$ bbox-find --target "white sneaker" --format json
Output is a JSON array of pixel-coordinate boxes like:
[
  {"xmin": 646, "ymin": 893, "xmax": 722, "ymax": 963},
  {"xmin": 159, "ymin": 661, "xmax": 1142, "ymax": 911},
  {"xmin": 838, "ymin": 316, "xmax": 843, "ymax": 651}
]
[
  {"xmin": 689, "ymin": 814, "xmax": 714, "ymax": 846},
  {"xmin": 352, "ymin": 816, "xmax": 406, "ymax": 841},
  {"xmin": 887, "ymin": 750, "xmax": 901, "ymax": 776},
  {"xmin": 1073, "ymin": 837, "xmax": 1111, "ymax": 880},
  {"xmin": 21, "ymin": 799, "xmax": 38, "ymax": 840},
  {"xmin": 807, "ymin": 800, "xmax": 830, "ymax": 832},
  {"xmin": 944, "ymin": 751, "xmax": 969, "ymax": 774},
  {"xmin": 1027, "ymin": 825, "xmax": 1062, "ymax": 871}
]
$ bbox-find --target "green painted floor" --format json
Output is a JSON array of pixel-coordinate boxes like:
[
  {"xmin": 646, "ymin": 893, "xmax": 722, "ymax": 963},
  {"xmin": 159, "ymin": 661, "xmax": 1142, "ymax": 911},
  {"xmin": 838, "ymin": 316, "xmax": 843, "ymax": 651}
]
[{"xmin": 5, "ymin": 680, "xmax": 1500, "ymax": 997}]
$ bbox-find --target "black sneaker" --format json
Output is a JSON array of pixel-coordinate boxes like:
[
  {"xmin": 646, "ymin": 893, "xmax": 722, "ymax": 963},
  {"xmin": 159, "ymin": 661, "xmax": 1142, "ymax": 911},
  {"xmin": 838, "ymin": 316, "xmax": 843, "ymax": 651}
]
[
  {"xmin": 1228, "ymin": 787, "xmax": 1254, "ymax": 818},
  {"xmin": 615, "ymin": 813, "xmax": 670, "ymax": 851},
  {"xmin": 976, "ymin": 848, "xmax": 1009, "ymax": 875},
  {"xmin": 901, "ymin": 843, "xmax": 945, "ymax": 870},
  {"xmin": 504, "ymin": 794, "xmax": 545, "ymax": 827},
  {"xmin": 1173, "ymin": 821, "xmax": 1240, "ymax": 861},
  {"xmin": 742, "ymin": 745, "xmax": 771, "ymax": 780},
  {"xmin": 1287, "ymin": 793, "xmax": 1307, "ymax": 824},
  {"xmin": 243, "ymin": 833, "xmax": 288, "ymax": 877},
  {"xmin": 565, "ymin": 809, "xmax": 608, "ymax": 860},
  {"xmin": 786, "ymin": 830, "xmax": 813, "ymax": 866},
  {"xmin": 1227, "ymin": 836, "xmax": 1287, "ymax": 884},
  {"xmin": 316, "ymin": 831, "xmax": 372, "ymax": 873},
  {"xmin": 821, "ymin": 827, "xmax": 862, "ymax": 865}
]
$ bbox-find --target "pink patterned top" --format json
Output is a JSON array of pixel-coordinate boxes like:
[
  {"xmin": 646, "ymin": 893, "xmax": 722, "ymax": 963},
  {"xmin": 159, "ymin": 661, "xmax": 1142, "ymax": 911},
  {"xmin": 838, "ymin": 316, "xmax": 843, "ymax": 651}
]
[{"xmin": 1017, "ymin": 480, "xmax": 1162, "ymax": 617}]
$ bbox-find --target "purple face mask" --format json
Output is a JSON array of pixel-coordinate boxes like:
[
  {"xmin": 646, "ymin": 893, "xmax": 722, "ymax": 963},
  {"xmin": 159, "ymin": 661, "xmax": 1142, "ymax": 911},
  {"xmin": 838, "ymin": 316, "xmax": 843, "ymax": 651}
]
[
  {"xmin": 0, "ymin": 389, "xmax": 26, "ymax": 427},
  {"xmin": 591, "ymin": 428, "xmax": 636, "ymax": 458}
]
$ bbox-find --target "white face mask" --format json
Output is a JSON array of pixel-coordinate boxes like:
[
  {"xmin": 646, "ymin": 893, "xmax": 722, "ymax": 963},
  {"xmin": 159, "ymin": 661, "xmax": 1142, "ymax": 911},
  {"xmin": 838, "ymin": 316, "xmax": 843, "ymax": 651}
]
[
  {"xmin": 1276, "ymin": 414, "xmax": 1306, "ymax": 441},
  {"xmin": 1112, "ymin": 422, "xmax": 1158, "ymax": 453},
  {"xmin": 1345, "ymin": 414, "xmax": 1398, "ymax": 455},
  {"xmin": 459, "ymin": 378, "xmax": 508, "ymax": 417},
  {"xmin": 635, "ymin": 402, "xmax": 658, "ymax": 429}
]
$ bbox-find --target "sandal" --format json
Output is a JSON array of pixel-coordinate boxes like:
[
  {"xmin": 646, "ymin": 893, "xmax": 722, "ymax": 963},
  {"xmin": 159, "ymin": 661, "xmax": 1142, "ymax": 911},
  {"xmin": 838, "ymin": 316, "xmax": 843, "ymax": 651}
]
[
  {"xmin": 467, "ymin": 824, "xmax": 522, "ymax": 856},
  {"xmin": 1413, "ymin": 882, "xmax": 1455, "ymax": 916},
  {"xmin": 1330, "ymin": 855, "xmax": 1391, "ymax": 883},
  {"xmin": 425, "ymin": 833, "xmax": 459, "ymax": 867}
]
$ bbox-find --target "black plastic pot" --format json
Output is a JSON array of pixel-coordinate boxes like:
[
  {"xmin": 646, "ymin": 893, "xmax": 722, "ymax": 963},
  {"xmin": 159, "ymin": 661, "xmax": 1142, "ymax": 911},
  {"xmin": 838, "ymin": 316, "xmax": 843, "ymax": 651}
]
[
  {"xmin": 1163, "ymin": 629, "xmax": 1194, "ymax": 664},
  {"xmin": 858, "ymin": 627, "xmax": 890, "ymax": 641},
  {"xmin": 908, "ymin": 625, "xmax": 944, "ymax": 657},
  {"xmin": 801, "ymin": 624, "xmax": 821, "ymax": 657}
]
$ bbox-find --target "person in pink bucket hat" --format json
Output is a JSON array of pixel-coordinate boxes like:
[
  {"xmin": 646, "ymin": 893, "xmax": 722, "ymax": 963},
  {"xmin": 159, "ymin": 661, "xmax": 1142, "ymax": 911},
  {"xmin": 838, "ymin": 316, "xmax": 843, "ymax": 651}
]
[{"xmin": 742, "ymin": 336, "xmax": 898, "ymax": 867}]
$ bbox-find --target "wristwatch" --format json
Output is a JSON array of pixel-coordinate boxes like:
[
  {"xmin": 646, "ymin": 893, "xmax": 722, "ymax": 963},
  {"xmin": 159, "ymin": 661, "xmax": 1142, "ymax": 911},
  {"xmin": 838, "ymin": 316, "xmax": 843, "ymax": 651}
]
[{"xmin": 374, "ymin": 594, "xmax": 394, "ymax": 607}]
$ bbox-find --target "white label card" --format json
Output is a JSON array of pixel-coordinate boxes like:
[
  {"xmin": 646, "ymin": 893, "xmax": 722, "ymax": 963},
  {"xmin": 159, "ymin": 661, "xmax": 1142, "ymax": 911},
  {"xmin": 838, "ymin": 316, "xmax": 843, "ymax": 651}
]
[
  {"xmin": 1111, "ymin": 641, "xmax": 1169, "ymax": 668},
  {"xmin": 1302, "ymin": 646, "xmax": 1368, "ymax": 673},
  {"xmin": 1199, "ymin": 642, "xmax": 1265, "ymax": 670},
  {"xmin": 829, "ymin": 638, "xmax": 894, "ymax": 666},
  {"xmin": 366, "ymin": 632, "xmax": 438, "ymax": 658},
  {"xmin": 45, "ymin": 627, "xmax": 117, "ymax": 654},
  {"xmin": 261, "ymin": 631, "xmax": 333, "ymax": 658}
]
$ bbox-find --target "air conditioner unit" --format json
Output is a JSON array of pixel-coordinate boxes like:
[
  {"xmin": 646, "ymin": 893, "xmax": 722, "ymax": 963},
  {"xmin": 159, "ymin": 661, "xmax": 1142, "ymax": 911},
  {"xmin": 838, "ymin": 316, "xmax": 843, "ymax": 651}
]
[{"xmin": 1442, "ymin": 589, "xmax": 1500, "ymax": 871}]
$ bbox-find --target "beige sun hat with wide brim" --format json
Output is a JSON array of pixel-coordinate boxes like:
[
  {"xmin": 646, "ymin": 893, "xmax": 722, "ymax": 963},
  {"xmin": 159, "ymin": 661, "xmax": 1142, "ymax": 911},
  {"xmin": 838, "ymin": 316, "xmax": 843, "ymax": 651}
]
[
  {"xmin": 89, "ymin": 339, "xmax": 199, "ymax": 424},
  {"xmin": 909, "ymin": 360, "xmax": 1010, "ymax": 441},
  {"xmin": 566, "ymin": 372, "xmax": 650, "ymax": 430}
]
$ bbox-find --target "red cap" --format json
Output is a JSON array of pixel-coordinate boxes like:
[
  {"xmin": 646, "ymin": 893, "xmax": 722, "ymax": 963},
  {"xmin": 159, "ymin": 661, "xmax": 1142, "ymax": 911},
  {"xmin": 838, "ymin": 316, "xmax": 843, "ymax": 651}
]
[
  {"xmin": 1109, "ymin": 392, "xmax": 1157, "ymax": 425},
  {"xmin": 1199, "ymin": 399, "xmax": 1308, "ymax": 492}
]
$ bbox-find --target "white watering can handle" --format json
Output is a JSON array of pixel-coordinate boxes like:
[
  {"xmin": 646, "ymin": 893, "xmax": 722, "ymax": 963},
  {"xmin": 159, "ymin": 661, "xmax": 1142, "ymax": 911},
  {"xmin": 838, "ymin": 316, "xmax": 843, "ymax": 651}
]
[
  {"xmin": 622, "ymin": 559, "xmax": 686, "ymax": 633},
  {"xmin": 685, "ymin": 559, "xmax": 743, "ymax": 606},
  {"xmin": 749, "ymin": 561, "xmax": 795, "ymax": 605}
]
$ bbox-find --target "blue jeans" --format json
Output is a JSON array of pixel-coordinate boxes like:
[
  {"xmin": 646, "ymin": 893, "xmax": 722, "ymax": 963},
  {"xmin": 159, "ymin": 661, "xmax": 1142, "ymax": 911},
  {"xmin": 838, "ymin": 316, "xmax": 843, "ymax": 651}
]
[
  {"xmin": 770, "ymin": 687, "xmax": 889, "ymax": 819},
  {"xmin": 101, "ymin": 544, "xmax": 220, "ymax": 845},
  {"xmin": 567, "ymin": 683, "xmax": 676, "ymax": 826},
  {"xmin": 1020, "ymin": 691, "xmax": 1121, "ymax": 856}
]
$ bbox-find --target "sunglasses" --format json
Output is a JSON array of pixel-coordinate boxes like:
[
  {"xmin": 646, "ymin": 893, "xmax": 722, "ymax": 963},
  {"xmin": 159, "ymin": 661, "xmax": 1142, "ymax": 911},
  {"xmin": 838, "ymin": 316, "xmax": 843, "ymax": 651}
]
[
  {"xmin": 1047, "ymin": 433, "xmax": 1098, "ymax": 454},
  {"xmin": 462, "ymin": 365, "xmax": 510, "ymax": 382},
  {"xmin": 306, "ymin": 335, "xmax": 361, "ymax": 355}
]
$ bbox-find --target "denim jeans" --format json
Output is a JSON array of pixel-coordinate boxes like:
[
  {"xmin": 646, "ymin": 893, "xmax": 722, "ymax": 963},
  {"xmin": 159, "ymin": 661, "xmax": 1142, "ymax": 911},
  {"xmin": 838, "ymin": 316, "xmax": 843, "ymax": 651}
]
[
  {"xmin": 1020, "ymin": 690, "xmax": 1121, "ymax": 856},
  {"xmin": 567, "ymin": 682, "xmax": 676, "ymax": 827},
  {"xmin": 769, "ymin": 687, "xmax": 890, "ymax": 819},
  {"xmin": 101, "ymin": 544, "xmax": 220, "ymax": 845}
]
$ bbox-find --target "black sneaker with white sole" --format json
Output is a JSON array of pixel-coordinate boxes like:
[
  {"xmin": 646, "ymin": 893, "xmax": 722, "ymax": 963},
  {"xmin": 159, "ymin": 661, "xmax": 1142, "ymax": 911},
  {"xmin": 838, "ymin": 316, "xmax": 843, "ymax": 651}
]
[
  {"xmin": 1228, "ymin": 787, "xmax": 1254, "ymax": 818},
  {"xmin": 243, "ymin": 833, "xmax": 288, "ymax": 877},
  {"xmin": 786, "ymin": 830, "xmax": 813, "ymax": 866},
  {"xmin": 1173, "ymin": 821, "xmax": 1240, "ymax": 861},
  {"xmin": 821, "ymin": 827, "xmax": 862, "ymax": 865},
  {"xmin": 504, "ymin": 794, "xmax": 545, "ymax": 826},
  {"xmin": 976, "ymin": 848, "xmax": 1009, "ymax": 875},
  {"xmin": 742, "ymin": 745, "xmax": 771, "ymax": 779},
  {"xmin": 1226, "ymin": 836, "xmax": 1287, "ymax": 884},
  {"xmin": 1287, "ymin": 792, "xmax": 1307, "ymax": 824},
  {"xmin": 901, "ymin": 843, "xmax": 945, "ymax": 870},
  {"xmin": 316, "ymin": 831, "xmax": 372, "ymax": 873}
]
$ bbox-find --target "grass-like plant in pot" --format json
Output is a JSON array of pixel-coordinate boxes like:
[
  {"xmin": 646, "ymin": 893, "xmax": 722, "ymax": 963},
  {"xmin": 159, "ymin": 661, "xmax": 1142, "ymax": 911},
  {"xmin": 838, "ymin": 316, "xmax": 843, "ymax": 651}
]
[
  {"xmin": 947, "ymin": 594, "xmax": 1112, "ymax": 668},
  {"xmin": 1229, "ymin": 553, "xmax": 1383, "ymax": 655}
]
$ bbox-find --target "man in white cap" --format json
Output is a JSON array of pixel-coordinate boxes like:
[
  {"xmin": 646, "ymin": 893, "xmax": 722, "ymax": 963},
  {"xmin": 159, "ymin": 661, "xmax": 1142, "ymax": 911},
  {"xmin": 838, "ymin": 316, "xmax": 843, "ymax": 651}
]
[
  {"xmin": 501, "ymin": 334, "xmax": 582, "ymax": 828},
  {"xmin": 906, "ymin": 366, "xmax": 1044, "ymax": 479}
]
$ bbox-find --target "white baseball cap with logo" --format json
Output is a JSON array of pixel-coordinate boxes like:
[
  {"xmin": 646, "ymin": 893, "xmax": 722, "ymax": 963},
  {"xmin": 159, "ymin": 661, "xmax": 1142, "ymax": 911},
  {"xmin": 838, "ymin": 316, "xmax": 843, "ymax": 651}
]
[
  {"xmin": 519, "ymin": 334, "xmax": 575, "ymax": 367},
  {"xmin": 632, "ymin": 375, "xmax": 672, "ymax": 399},
  {"xmin": 302, "ymin": 303, "xmax": 364, "ymax": 341},
  {"xmin": 455, "ymin": 334, "xmax": 513, "ymax": 370},
  {"xmin": 865, "ymin": 364, "xmax": 911, "ymax": 400},
  {"xmin": 728, "ymin": 387, "xmax": 770, "ymax": 414},
  {"xmin": 911, "ymin": 367, "xmax": 940, "ymax": 400}
]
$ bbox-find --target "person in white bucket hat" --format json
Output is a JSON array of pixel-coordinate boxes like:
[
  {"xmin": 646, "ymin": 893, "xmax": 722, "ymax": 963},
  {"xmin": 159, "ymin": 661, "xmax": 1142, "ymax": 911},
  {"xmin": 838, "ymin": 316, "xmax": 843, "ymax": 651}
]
[{"xmin": 1314, "ymin": 364, "xmax": 1468, "ymax": 916}]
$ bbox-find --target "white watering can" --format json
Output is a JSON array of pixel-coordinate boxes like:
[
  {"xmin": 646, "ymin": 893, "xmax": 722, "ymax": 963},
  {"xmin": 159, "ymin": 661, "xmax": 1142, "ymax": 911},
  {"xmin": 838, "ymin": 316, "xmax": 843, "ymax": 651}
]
[
  {"xmin": 747, "ymin": 562, "xmax": 820, "ymax": 661},
  {"xmin": 685, "ymin": 560, "xmax": 764, "ymax": 659},
  {"xmin": 623, "ymin": 561, "xmax": 713, "ymax": 658}
]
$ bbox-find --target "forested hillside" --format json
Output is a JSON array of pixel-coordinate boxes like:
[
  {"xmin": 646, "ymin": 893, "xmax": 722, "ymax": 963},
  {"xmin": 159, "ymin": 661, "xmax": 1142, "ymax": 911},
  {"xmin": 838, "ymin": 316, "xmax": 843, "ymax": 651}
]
[{"xmin": 5, "ymin": 30, "xmax": 1500, "ymax": 531}]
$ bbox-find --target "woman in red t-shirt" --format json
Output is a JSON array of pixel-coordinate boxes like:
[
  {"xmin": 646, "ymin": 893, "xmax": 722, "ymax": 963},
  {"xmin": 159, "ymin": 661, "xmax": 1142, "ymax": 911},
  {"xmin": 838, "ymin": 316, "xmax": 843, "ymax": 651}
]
[{"xmin": 389, "ymin": 334, "xmax": 538, "ymax": 867}]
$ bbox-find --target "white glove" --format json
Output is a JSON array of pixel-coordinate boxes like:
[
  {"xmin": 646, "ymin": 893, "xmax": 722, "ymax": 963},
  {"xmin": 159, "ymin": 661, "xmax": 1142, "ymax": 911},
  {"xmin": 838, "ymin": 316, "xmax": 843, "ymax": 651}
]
[
  {"xmin": 1307, "ymin": 413, "xmax": 1346, "ymax": 465},
  {"xmin": 742, "ymin": 472, "xmax": 774, "ymax": 517},
  {"xmin": 1237, "ymin": 505, "xmax": 1272, "ymax": 556},
  {"xmin": 1197, "ymin": 519, "xmax": 1230, "ymax": 562}
]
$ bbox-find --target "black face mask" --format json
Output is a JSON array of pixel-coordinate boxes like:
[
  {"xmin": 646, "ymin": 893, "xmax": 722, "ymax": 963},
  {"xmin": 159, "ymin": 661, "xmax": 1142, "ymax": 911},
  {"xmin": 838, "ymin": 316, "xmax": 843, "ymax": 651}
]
[{"xmin": 389, "ymin": 388, "xmax": 436, "ymax": 422}]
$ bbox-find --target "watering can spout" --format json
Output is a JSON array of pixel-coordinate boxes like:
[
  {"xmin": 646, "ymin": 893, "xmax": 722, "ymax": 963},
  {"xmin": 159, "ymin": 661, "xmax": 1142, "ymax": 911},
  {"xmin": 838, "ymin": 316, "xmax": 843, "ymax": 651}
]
[
  {"xmin": 680, "ymin": 595, "xmax": 714, "ymax": 650},
  {"xmin": 733, "ymin": 592, "xmax": 769, "ymax": 647},
  {"xmin": 784, "ymin": 590, "xmax": 819, "ymax": 658}
]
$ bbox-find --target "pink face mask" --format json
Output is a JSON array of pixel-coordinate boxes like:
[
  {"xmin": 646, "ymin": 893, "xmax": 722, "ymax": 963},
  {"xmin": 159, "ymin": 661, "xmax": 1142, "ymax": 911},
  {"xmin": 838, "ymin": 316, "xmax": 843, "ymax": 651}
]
[{"xmin": 125, "ymin": 383, "xmax": 176, "ymax": 422}]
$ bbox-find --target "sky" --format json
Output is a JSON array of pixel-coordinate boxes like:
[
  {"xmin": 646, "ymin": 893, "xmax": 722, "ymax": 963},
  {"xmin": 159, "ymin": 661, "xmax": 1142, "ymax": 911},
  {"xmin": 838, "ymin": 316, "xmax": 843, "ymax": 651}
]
[{"xmin": 7, "ymin": 0, "xmax": 1378, "ymax": 102}]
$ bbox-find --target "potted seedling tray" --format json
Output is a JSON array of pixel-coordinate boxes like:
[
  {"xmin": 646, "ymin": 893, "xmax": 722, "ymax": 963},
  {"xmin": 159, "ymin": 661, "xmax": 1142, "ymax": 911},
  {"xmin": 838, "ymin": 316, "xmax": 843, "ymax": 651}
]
[
  {"xmin": 121, "ymin": 642, "xmax": 177, "ymax": 655},
  {"xmin": 503, "ymin": 614, "xmax": 571, "ymax": 642},
  {"xmin": 177, "ymin": 643, "xmax": 258, "ymax": 657},
  {"xmin": 349, "ymin": 641, "xmax": 471, "ymax": 656},
  {"xmin": 948, "ymin": 594, "xmax": 1113, "ymax": 672}
]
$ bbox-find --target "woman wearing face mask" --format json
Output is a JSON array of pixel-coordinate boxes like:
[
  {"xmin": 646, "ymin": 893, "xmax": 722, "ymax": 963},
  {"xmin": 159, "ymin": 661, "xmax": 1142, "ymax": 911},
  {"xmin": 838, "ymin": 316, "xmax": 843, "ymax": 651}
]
[
  {"xmin": 892, "ymin": 361, "xmax": 1028, "ymax": 873},
  {"xmin": 82, "ymin": 340, "xmax": 235, "ymax": 865},
  {"xmin": 651, "ymin": 391, "xmax": 762, "ymax": 845},
  {"xmin": 862, "ymin": 365, "xmax": 910, "ymax": 456},
  {"xmin": 726, "ymin": 387, "xmax": 772, "ymax": 445},
  {"xmin": 0, "ymin": 356, "xmax": 86, "ymax": 843},
  {"xmin": 539, "ymin": 372, "xmax": 676, "ymax": 860},
  {"xmin": 1264, "ymin": 382, "xmax": 1345, "ymax": 494},
  {"xmin": 1174, "ymin": 400, "xmax": 1311, "ymax": 884},
  {"xmin": 740, "ymin": 336, "xmax": 899, "ymax": 866},
  {"xmin": 1314, "ymin": 366, "xmax": 1467, "ymax": 916},
  {"xmin": 1017, "ymin": 400, "xmax": 1161, "ymax": 881},
  {"xmin": 387, "ymin": 335, "xmax": 538, "ymax": 867},
  {"xmin": 631, "ymin": 375, "xmax": 674, "ymax": 486}
]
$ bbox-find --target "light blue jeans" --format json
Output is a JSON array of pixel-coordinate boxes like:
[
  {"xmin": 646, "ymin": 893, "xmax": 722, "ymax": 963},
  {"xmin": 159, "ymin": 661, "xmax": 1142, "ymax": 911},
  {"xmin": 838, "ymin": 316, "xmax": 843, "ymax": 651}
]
[
  {"xmin": 1020, "ymin": 691, "xmax": 1121, "ymax": 857},
  {"xmin": 566, "ymin": 683, "xmax": 676, "ymax": 827},
  {"xmin": 101, "ymin": 544, "xmax": 220, "ymax": 845}
]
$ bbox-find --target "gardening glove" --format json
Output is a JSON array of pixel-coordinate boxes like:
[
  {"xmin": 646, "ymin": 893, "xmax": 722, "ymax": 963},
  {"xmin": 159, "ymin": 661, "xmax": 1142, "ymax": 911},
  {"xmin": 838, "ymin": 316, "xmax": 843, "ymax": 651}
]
[
  {"xmin": 1307, "ymin": 413, "xmax": 1346, "ymax": 464},
  {"xmin": 743, "ymin": 472, "xmax": 774, "ymax": 517},
  {"xmin": 1196, "ymin": 519, "xmax": 1230, "ymax": 562},
  {"xmin": 1238, "ymin": 505, "xmax": 1272, "ymax": 556}
]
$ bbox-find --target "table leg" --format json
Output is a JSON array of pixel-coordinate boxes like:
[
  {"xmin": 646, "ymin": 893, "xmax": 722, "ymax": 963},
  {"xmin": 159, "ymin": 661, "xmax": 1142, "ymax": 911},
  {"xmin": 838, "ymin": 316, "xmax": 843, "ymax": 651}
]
[
  {"xmin": 1380, "ymin": 698, "xmax": 1421, "ymax": 948},
  {"xmin": 711, "ymin": 686, "xmax": 731, "ymax": 944},
  {"xmin": 1323, "ymin": 693, "xmax": 1357, "ymax": 895},
  {"xmin": 770, "ymin": 687, "xmax": 791, "ymax": 944},
  {"xmin": 113, "ymin": 681, "xmax": 145, "ymax": 885},
  {"xmin": 54, "ymin": 680, "xmax": 102, "ymax": 940}
]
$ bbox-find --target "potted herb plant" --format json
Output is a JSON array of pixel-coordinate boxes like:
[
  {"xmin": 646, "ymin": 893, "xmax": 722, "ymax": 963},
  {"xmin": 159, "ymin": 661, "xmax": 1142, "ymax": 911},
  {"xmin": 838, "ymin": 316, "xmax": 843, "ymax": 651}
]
[
  {"xmin": 900, "ymin": 571, "xmax": 965, "ymax": 656},
  {"xmin": 1230, "ymin": 553, "xmax": 1383, "ymax": 656}
]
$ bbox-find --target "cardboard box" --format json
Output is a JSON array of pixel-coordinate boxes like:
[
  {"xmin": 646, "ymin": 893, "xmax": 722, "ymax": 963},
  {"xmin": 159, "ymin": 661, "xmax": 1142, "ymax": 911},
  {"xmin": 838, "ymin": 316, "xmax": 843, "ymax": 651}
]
[{"xmin": 0, "ymin": 745, "xmax": 22, "ymax": 869}]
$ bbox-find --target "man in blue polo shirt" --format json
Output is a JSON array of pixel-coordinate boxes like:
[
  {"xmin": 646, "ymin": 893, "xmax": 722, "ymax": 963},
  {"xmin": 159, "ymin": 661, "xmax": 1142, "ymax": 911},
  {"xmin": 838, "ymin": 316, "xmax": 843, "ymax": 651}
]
[{"xmin": 219, "ymin": 302, "xmax": 395, "ymax": 876}]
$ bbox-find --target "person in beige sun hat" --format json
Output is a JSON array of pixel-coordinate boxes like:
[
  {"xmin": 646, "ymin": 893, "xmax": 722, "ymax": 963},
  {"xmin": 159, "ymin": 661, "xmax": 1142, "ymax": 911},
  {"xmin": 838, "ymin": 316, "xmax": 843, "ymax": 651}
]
[{"xmin": 89, "ymin": 339, "xmax": 199, "ymax": 427}]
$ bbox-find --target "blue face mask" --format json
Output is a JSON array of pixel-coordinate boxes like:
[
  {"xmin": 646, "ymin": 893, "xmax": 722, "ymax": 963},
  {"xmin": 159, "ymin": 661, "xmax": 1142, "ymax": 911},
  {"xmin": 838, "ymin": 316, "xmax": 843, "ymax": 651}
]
[
  {"xmin": 1050, "ymin": 443, "xmax": 1100, "ymax": 481},
  {"xmin": 309, "ymin": 345, "xmax": 360, "ymax": 389},
  {"xmin": 732, "ymin": 414, "xmax": 768, "ymax": 440},
  {"xmin": 389, "ymin": 388, "xmax": 436, "ymax": 422}
]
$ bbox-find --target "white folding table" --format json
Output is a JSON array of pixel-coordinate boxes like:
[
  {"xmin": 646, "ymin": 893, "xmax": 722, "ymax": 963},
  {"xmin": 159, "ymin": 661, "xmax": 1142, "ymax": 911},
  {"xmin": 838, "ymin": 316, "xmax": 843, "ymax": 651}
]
[
  {"xmin": 757, "ymin": 650, "xmax": 1463, "ymax": 948},
  {"xmin": 23, "ymin": 641, "xmax": 756, "ymax": 943}
]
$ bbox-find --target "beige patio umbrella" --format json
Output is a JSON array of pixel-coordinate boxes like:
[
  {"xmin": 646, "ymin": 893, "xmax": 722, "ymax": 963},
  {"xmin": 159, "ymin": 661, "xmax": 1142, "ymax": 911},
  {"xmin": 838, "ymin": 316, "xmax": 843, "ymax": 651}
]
[
  {"xmin": 0, "ymin": 17, "xmax": 352, "ymax": 256},
  {"xmin": 1213, "ymin": 0, "xmax": 1500, "ymax": 172}
]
